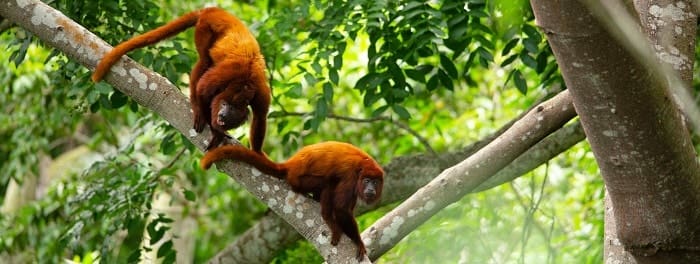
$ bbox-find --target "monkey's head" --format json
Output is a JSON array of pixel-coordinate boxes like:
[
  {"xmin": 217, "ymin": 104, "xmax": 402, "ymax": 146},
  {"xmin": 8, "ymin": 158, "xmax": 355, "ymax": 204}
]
[
  {"xmin": 357, "ymin": 159, "xmax": 384, "ymax": 204},
  {"xmin": 212, "ymin": 85, "xmax": 256, "ymax": 130},
  {"xmin": 215, "ymin": 100, "xmax": 249, "ymax": 129}
]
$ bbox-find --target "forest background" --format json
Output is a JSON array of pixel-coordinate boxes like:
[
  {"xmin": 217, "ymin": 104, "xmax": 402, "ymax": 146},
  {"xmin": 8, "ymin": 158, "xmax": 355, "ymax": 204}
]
[{"xmin": 1, "ymin": 0, "xmax": 698, "ymax": 263}]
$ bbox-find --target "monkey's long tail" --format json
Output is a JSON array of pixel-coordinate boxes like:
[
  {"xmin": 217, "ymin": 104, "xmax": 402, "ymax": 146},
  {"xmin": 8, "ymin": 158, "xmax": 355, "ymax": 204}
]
[
  {"xmin": 91, "ymin": 9, "xmax": 202, "ymax": 82},
  {"xmin": 201, "ymin": 145, "xmax": 286, "ymax": 179}
]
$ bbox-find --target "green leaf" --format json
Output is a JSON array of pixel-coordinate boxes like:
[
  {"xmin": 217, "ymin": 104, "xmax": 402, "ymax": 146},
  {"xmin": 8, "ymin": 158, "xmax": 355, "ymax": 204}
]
[
  {"xmin": 323, "ymin": 82, "xmax": 334, "ymax": 103},
  {"xmin": 437, "ymin": 69, "xmax": 454, "ymax": 91},
  {"xmin": 477, "ymin": 47, "xmax": 493, "ymax": 63},
  {"xmin": 536, "ymin": 51, "xmax": 548, "ymax": 73},
  {"xmin": 109, "ymin": 90, "xmax": 128, "ymax": 109},
  {"xmin": 522, "ymin": 24, "xmax": 542, "ymax": 44},
  {"xmin": 157, "ymin": 240, "xmax": 173, "ymax": 258},
  {"xmin": 95, "ymin": 82, "xmax": 113, "ymax": 94},
  {"xmin": 520, "ymin": 52, "xmax": 537, "ymax": 69},
  {"xmin": 403, "ymin": 1, "xmax": 424, "ymax": 11},
  {"xmin": 183, "ymin": 189, "xmax": 196, "ymax": 202},
  {"xmin": 502, "ymin": 38, "xmax": 520, "ymax": 56},
  {"xmin": 160, "ymin": 134, "xmax": 176, "ymax": 155},
  {"xmin": 541, "ymin": 63, "xmax": 559, "ymax": 81},
  {"xmin": 329, "ymin": 68, "xmax": 339, "ymax": 85},
  {"xmin": 523, "ymin": 37, "xmax": 539, "ymax": 54},
  {"xmin": 129, "ymin": 100, "xmax": 139, "ymax": 112},
  {"xmin": 162, "ymin": 251, "xmax": 175, "ymax": 264},
  {"xmin": 10, "ymin": 37, "xmax": 30, "ymax": 67},
  {"xmin": 89, "ymin": 102, "xmax": 100, "ymax": 113},
  {"xmin": 392, "ymin": 86, "xmax": 409, "ymax": 99},
  {"xmin": 311, "ymin": 60, "xmax": 322, "ymax": 73},
  {"xmin": 392, "ymin": 105, "xmax": 411, "ymax": 119},
  {"xmin": 303, "ymin": 73, "xmax": 317, "ymax": 86},
  {"xmin": 405, "ymin": 69, "xmax": 426, "ymax": 83},
  {"xmin": 387, "ymin": 62, "xmax": 405, "ymax": 88},
  {"xmin": 467, "ymin": 9, "xmax": 489, "ymax": 18},
  {"xmin": 127, "ymin": 250, "xmax": 141, "ymax": 263},
  {"xmin": 372, "ymin": 105, "xmax": 389, "ymax": 117},
  {"xmin": 355, "ymin": 73, "xmax": 376, "ymax": 90},
  {"xmin": 363, "ymin": 89, "xmax": 380, "ymax": 106},
  {"xmin": 415, "ymin": 64, "xmax": 434, "ymax": 74},
  {"xmin": 337, "ymin": 42, "xmax": 347, "ymax": 55},
  {"xmin": 286, "ymin": 82, "xmax": 303, "ymax": 98},
  {"xmin": 440, "ymin": 54, "xmax": 459, "ymax": 79},
  {"xmin": 315, "ymin": 98, "xmax": 328, "ymax": 118},
  {"xmin": 500, "ymin": 54, "xmax": 518, "ymax": 67},
  {"xmin": 148, "ymin": 222, "xmax": 165, "ymax": 244},
  {"xmin": 426, "ymin": 74, "xmax": 440, "ymax": 91},
  {"xmin": 513, "ymin": 70, "xmax": 528, "ymax": 94},
  {"xmin": 158, "ymin": 217, "xmax": 174, "ymax": 224}
]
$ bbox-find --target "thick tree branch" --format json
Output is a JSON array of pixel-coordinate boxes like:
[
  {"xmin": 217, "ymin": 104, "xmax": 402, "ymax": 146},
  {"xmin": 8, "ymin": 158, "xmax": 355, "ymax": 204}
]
[
  {"xmin": 531, "ymin": 0, "xmax": 700, "ymax": 261},
  {"xmin": 0, "ymin": 1, "xmax": 365, "ymax": 262},
  {"xmin": 363, "ymin": 91, "xmax": 577, "ymax": 259},
  {"xmin": 579, "ymin": 0, "xmax": 700, "ymax": 132}
]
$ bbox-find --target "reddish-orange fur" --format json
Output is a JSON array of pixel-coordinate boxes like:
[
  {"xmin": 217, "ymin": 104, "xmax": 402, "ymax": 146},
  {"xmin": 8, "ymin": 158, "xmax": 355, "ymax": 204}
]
[
  {"xmin": 201, "ymin": 141, "xmax": 384, "ymax": 260},
  {"xmin": 91, "ymin": 7, "xmax": 270, "ymax": 152}
]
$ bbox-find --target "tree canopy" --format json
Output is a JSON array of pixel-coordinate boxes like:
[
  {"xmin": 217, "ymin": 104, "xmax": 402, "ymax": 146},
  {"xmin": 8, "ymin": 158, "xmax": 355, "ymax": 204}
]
[{"xmin": 1, "ymin": 0, "xmax": 698, "ymax": 263}]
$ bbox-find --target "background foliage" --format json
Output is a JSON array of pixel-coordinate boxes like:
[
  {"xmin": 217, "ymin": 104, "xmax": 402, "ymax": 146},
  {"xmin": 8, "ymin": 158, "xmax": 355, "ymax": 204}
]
[{"xmin": 4, "ymin": 0, "xmax": 684, "ymax": 262}]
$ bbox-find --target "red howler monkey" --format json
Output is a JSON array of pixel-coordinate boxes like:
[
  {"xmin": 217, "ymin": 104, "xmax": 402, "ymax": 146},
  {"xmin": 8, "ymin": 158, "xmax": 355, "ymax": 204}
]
[
  {"xmin": 91, "ymin": 7, "xmax": 270, "ymax": 152},
  {"xmin": 201, "ymin": 141, "xmax": 384, "ymax": 260}
]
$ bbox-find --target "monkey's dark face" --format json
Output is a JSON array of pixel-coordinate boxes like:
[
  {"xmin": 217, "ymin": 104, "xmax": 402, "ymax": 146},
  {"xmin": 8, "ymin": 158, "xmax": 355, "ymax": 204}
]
[
  {"xmin": 356, "ymin": 160, "xmax": 384, "ymax": 203},
  {"xmin": 216, "ymin": 101, "xmax": 249, "ymax": 129},
  {"xmin": 361, "ymin": 176, "xmax": 382, "ymax": 203}
]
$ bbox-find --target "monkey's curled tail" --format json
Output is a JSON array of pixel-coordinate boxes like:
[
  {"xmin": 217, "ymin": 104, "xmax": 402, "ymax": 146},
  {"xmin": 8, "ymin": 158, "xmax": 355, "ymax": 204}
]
[
  {"xmin": 91, "ymin": 9, "xmax": 202, "ymax": 82},
  {"xmin": 201, "ymin": 145, "xmax": 286, "ymax": 179}
]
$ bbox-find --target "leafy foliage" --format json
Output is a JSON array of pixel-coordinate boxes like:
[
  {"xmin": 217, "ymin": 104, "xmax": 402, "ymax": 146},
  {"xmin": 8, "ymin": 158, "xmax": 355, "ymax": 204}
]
[{"xmin": 0, "ymin": 0, "xmax": 619, "ymax": 263}]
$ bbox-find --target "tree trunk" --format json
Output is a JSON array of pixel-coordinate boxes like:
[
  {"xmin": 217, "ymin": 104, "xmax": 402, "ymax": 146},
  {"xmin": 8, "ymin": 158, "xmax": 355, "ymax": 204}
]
[{"xmin": 530, "ymin": 0, "xmax": 700, "ymax": 262}]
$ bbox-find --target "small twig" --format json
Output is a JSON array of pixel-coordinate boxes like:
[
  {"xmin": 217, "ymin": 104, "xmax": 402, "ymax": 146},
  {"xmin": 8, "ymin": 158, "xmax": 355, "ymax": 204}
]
[
  {"xmin": 159, "ymin": 148, "xmax": 186, "ymax": 174},
  {"xmin": 278, "ymin": 111, "xmax": 437, "ymax": 155},
  {"xmin": 156, "ymin": 148, "xmax": 192, "ymax": 205}
]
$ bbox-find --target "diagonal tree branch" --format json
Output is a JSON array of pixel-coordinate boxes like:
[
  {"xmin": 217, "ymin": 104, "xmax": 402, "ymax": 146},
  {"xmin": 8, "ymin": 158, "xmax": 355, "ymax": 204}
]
[
  {"xmin": 0, "ymin": 1, "xmax": 366, "ymax": 262},
  {"xmin": 365, "ymin": 90, "xmax": 577, "ymax": 260}
]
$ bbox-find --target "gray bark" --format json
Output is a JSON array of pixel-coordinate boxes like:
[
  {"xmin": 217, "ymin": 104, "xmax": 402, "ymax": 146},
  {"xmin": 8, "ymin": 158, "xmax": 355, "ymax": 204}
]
[{"xmin": 530, "ymin": 0, "xmax": 700, "ymax": 262}]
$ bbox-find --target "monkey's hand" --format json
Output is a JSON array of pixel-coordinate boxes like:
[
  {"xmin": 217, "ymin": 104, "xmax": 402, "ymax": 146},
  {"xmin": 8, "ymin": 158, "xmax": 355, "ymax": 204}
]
[
  {"xmin": 193, "ymin": 112, "xmax": 207, "ymax": 132},
  {"xmin": 331, "ymin": 233, "xmax": 341, "ymax": 246}
]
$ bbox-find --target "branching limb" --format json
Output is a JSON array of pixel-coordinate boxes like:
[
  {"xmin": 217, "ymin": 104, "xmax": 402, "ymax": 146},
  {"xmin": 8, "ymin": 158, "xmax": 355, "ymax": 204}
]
[{"xmin": 364, "ymin": 90, "xmax": 576, "ymax": 260}]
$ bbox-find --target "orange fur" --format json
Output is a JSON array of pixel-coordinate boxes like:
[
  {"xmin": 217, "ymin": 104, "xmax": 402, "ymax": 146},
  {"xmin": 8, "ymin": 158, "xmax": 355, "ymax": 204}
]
[
  {"xmin": 201, "ymin": 141, "xmax": 384, "ymax": 260},
  {"xmin": 92, "ymin": 7, "xmax": 270, "ymax": 152}
]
